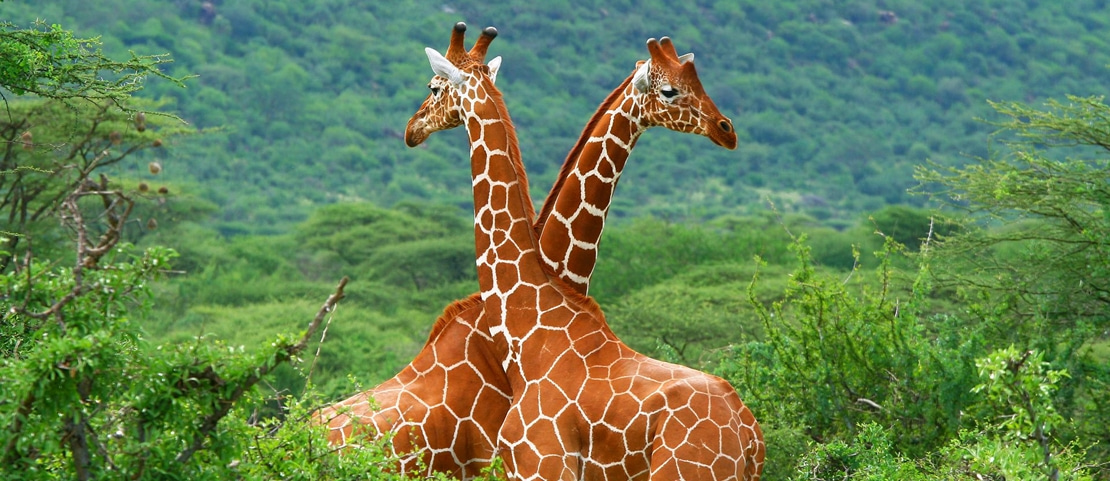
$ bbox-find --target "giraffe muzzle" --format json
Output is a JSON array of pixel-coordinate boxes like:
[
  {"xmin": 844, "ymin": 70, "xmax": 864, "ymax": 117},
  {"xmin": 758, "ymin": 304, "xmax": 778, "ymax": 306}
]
[
  {"xmin": 711, "ymin": 117, "xmax": 738, "ymax": 150},
  {"xmin": 405, "ymin": 118, "xmax": 431, "ymax": 147}
]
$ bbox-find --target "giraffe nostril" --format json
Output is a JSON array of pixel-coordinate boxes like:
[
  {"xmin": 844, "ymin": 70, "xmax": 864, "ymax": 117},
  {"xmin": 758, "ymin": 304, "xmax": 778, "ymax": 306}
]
[{"xmin": 719, "ymin": 120, "xmax": 733, "ymax": 133}]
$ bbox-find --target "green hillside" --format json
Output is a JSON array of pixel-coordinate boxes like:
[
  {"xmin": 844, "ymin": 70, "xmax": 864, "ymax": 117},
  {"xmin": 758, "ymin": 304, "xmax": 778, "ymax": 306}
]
[
  {"xmin": 5, "ymin": 2, "xmax": 1110, "ymax": 479},
  {"xmin": 6, "ymin": 0, "xmax": 1110, "ymax": 233}
]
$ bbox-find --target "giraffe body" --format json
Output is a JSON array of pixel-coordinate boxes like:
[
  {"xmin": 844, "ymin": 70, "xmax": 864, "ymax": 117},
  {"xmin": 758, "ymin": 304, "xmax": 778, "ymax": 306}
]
[
  {"xmin": 494, "ymin": 305, "xmax": 763, "ymax": 480},
  {"xmin": 320, "ymin": 295, "xmax": 509, "ymax": 478}
]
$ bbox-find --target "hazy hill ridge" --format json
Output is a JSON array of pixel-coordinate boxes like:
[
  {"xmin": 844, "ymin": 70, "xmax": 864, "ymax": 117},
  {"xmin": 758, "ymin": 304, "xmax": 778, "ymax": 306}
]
[{"xmin": 6, "ymin": 0, "xmax": 1109, "ymax": 232}]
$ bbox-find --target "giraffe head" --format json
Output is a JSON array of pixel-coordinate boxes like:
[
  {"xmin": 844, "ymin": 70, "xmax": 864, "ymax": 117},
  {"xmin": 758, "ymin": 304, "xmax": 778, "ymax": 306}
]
[
  {"xmin": 405, "ymin": 22, "xmax": 502, "ymax": 147},
  {"xmin": 630, "ymin": 37, "xmax": 738, "ymax": 149}
]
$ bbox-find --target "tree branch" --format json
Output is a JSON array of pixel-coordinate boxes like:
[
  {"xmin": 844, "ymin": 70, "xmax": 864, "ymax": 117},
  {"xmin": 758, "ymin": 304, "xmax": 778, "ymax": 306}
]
[{"xmin": 174, "ymin": 277, "xmax": 349, "ymax": 465}]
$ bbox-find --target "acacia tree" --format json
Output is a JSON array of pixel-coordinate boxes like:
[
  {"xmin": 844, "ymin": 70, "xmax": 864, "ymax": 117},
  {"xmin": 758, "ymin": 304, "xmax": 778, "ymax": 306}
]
[
  {"xmin": 716, "ymin": 96, "xmax": 1110, "ymax": 478},
  {"xmin": 0, "ymin": 19, "xmax": 466, "ymax": 480},
  {"xmin": 1, "ymin": 19, "xmax": 192, "ymax": 272},
  {"xmin": 917, "ymin": 96, "xmax": 1110, "ymax": 331},
  {"xmin": 916, "ymin": 95, "xmax": 1110, "ymax": 466}
]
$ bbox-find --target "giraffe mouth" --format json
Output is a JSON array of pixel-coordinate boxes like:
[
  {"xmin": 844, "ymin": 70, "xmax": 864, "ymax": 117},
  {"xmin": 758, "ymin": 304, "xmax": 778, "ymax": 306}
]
[{"xmin": 405, "ymin": 131, "xmax": 427, "ymax": 147}]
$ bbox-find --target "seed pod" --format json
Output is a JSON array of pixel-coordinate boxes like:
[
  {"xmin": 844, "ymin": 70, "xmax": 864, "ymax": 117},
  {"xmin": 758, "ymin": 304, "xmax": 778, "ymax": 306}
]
[
  {"xmin": 20, "ymin": 131, "xmax": 32, "ymax": 150},
  {"xmin": 135, "ymin": 112, "xmax": 147, "ymax": 132},
  {"xmin": 109, "ymin": 131, "xmax": 122, "ymax": 145},
  {"xmin": 148, "ymin": 162, "xmax": 162, "ymax": 174},
  {"xmin": 157, "ymin": 186, "xmax": 169, "ymax": 194},
  {"xmin": 138, "ymin": 182, "xmax": 149, "ymax": 192},
  {"xmin": 147, "ymin": 218, "xmax": 158, "ymax": 230},
  {"xmin": 152, "ymin": 138, "xmax": 163, "ymax": 147}
]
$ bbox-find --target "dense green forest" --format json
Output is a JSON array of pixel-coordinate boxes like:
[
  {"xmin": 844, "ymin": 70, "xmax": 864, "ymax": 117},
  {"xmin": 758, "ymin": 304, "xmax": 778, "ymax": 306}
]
[
  {"xmin": 6, "ymin": 0, "xmax": 1110, "ymax": 232},
  {"xmin": 3, "ymin": 1, "xmax": 1110, "ymax": 479}
]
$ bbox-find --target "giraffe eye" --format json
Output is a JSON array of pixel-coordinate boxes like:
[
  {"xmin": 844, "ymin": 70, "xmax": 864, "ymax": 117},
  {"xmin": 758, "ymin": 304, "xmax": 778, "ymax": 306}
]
[
  {"xmin": 429, "ymin": 85, "xmax": 441, "ymax": 96},
  {"xmin": 660, "ymin": 87, "xmax": 679, "ymax": 99}
]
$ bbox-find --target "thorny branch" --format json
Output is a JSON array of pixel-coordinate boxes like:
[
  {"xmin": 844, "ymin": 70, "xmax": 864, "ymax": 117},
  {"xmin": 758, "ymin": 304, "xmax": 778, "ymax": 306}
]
[
  {"xmin": 12, "ymin": 158, "xmax": 132, "ymax": 322},
  {"xmin": 2, "ymin": 164, "xmax": 135, "ymax": 468},
  {"xmin": 174, "ymin": 276, "xmax": 348, "ymax": 465}
]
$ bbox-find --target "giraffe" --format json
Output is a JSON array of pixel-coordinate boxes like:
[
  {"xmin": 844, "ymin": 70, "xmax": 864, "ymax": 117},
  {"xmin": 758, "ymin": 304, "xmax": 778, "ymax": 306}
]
[
  {"xmin": 534, "ymin": 37, "xmax": 738, "ymax": 294},
  {"xmin": 316, "ymin": 25, "xmax": 509, "ymax": 481},
  {"xmin": 400, "ymin": 23, "xmax": 763, "ymax": 480},
  {"xmin": 317, "ymin": 23, "xmax": 763, "ymax": 480}
]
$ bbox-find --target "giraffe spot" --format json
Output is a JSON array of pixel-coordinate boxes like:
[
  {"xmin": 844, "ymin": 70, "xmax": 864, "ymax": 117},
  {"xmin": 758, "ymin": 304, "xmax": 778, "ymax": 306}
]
[
  {"xmin": 477, "ymin": 209, "xmax": 494, "ymax": 232},
  {"xmin": 490, "ymin": 183, "xmax": 509, "ymax": 211},
  {"xmin": 435, "ymin": 341, "xmax": 469, "ymax": 368},
  {"xmin": 569, "ymin": 201, "xmax": 606, "ymax": 238},
  {"xmin": 506, "ymin": 441, "xmax": 543, "ymax": 474},
  {"xmin": 586, "ymin": 365, "xmax": 612, "ymax": 382},
  {"xmin": 585, "ymin": 423, "xmax": 626, "ymax": 465},
  {"xmin": 582, "ymin": 337, "xmax": 622, "ymax": 366},
  {"xmin": 579, "ymin": 142, "xmax": 606, "ymax": 170},
  {"xmin": 499, "ymin": 408, "xmax": 527, "ymax": 444},
  {"xmin": 508, "ymin": 222, "xmax": 536, "ymax": 255},
  {"xmin": 707, "ymin": 391, "xmax": 731, "ymax": 420},
  {"xmin": 650, "ymin": 455, "xmax": 682, "ymax": 480},
  {"xmin": 537, "ymin": 453, "xmax": 573, "ymax": 479},
  {"xmin": 539, "ymin": 221, "xmax": 572, "ymax": 266},
  {"xmin": 509, "ymin": 288, "xmax": 539, "ymax": 315},
  {"xmin": 595, "ymin": 155, "xmax": 620, "ymax": 179},
  {"xmin": 609, "ymin": 460, "xmax": 649, "ymax": 481},
  {"xmin": 398, "ymin": 390, "xmax": 437, "ymax": 414},
  {"xmin": 676, "ymin": 457, "xmax": 716, "ymax": 480},
  {"xmin": 444, "ymin": 360, "xmax": 483, "ymax": 389},
  {"xmin": 581, "ymin": 173, "xmax": 617, "ymax": 213},
  {"xmin": 472, "ymin": 388, "xmax": 511, "ymax": 428},
  {"xmin": 409, "ymin": 350, "xmax": 439, "ymax": 374},
  {"xmin": 491, "ymin": 227, "xmax": 510, "ymax": 249},
  {"xmin": 484, "ymin": 120, "xmax": 508, "ymax": 144},
  {"xmin": 610, "ymin": 115, "xmax": 633, "ymax": 140},
  {"xmin": 494, "ymin": 261, "xmax": 520, "ymax": 293},
  {"xmin": 548, "ymin": 359, "xmax": 587, "ymax": 395},
  {"xmin": 566, "ymin": 245, "xmax": 600, "ymax": 283},
  {"xmin": 537, "ymin": 381, "xmax": 572, "ymax": 418},
  {"xmin": 476, "ymin": 264, "xmax": 494, "ymax": 285},
  {"xmin": 473, "ymin": 179, "xmax": 491, "ymax": 205},
  {"xmin": 602, "ymin": 137, "xmax": 629, "ymax": 163},
  {"xmin": 537, "ymin": 290, "xmax": 565, "ymax": 312},
  {"xmin": 684, "ymin": 418, "xmax": 725, "ymax": 453}
]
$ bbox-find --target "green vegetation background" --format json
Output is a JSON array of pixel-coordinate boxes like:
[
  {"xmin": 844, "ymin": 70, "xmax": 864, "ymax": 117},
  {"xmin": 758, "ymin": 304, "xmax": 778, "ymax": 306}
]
[
  {"xmin": 9, "ymin": 0, "xmax": 1110, "ymax": 232},
  {"xmin": 4, "ymin": 1, "xmax": 1110, "ymax": 479}
]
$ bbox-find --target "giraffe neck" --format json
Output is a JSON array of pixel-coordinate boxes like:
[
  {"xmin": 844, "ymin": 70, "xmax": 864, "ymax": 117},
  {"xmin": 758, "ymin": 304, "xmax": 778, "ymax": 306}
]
[
  {"xmin": 462, "ymin": 77, "xmax": 548, "ymax": 310},
  {"xmin": 536, "ymin": 80, "xmax": 646, "ymax": 295}
]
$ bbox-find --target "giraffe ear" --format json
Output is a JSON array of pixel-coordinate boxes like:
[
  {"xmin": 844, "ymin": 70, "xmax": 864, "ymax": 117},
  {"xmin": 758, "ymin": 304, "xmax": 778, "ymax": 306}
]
[
  {"xmin": 425, "ymin": 47, "xmax": 464, "ymax": 86},
  {"xmin": 677, "ymin": 53, "xmax": 694, "ymax": 64},
  {"xmin": 632, "ymin": 59, "xmax": 652, "ymax": 93},
  {"xmin": 488, "ymin": 56, "xmax": 502, "ymax": 84}
]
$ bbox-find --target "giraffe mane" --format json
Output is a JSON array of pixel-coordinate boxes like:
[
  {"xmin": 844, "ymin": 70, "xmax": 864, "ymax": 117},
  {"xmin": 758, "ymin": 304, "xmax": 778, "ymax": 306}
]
[
  {"xmin": 534, "ymin": 70, "xmax": 637, "ymax": 233},
  {"xmin": 423, "ymin": 292, "xmax": 484, "ymax": 345}
]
